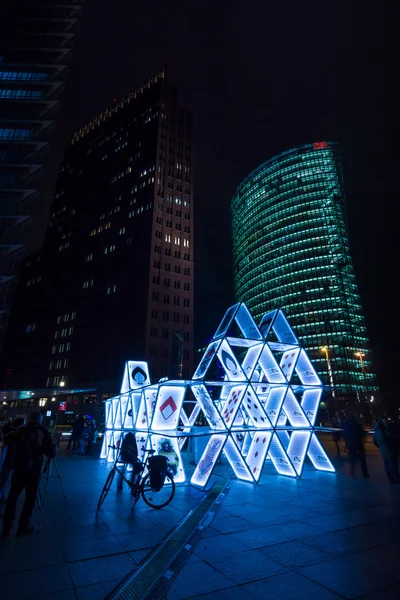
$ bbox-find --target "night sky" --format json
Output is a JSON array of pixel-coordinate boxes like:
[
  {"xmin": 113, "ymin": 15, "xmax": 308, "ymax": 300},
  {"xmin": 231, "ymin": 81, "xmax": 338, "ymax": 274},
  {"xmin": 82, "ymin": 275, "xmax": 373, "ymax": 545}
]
[{"xmin": 55, "ymin": 2, "xmax": 393, "ymax": 404}]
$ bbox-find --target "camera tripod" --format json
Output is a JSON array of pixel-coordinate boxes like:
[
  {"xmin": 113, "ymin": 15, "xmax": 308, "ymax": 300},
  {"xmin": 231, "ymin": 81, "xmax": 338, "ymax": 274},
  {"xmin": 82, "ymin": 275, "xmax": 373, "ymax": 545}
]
[{"xmin": 37, "ymin": 456, "xmax": 70, "ymax": 534}]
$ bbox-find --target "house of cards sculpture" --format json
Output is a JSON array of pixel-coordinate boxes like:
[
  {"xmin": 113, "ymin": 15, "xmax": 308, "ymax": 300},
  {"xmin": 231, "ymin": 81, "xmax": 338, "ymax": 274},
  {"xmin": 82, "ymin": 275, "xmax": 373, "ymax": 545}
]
[{"xmin": 101, "ymin": 303, "xmax": 335, "ymax": 487}]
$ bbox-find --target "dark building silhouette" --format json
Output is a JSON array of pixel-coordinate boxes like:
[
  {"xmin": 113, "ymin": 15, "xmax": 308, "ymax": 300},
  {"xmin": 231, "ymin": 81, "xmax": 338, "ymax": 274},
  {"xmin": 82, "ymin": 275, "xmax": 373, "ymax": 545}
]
[
  {"xmin": 1, "ymin": 67, "xmax": 194, "ymax": 393},
  {"xmin": 0, "ymin": 0, "xmax": 84, "ymax": 348}
]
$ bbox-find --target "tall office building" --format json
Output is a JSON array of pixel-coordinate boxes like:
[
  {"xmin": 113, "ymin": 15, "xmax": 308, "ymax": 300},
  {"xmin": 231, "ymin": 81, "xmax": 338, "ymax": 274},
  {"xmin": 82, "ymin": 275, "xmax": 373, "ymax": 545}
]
[
  {"xmin": 232, "ymin": 142, "xmax": 377, "ymax": 397},
  {"xmin": 0, "ymin": 1, "xmax": 84, "ymax": 348},
  {"xmin": 1, "ymin": 67, "xmax": 194, "ymax": 393}
]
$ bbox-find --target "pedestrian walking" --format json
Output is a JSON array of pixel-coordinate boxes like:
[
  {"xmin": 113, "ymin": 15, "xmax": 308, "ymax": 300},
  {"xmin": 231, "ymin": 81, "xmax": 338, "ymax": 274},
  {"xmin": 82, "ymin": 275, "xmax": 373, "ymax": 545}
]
[
  {"xmin": 331, "ymin": 415, "xmax": 342, "ymax": 456},
  {"xmin": 343, "ymin": 414, "xmax": 370, "ymax": 478},
  {"xmin": 373, "ymin": 419, "xmax": 400, "ymax": 483},
  {"xmin": 0, "ymin": 418, "xmax": 25, "ymax": 510},
  {"xmin": 1, "ymin": 412, "xmax": 54, "ymax": 537}
]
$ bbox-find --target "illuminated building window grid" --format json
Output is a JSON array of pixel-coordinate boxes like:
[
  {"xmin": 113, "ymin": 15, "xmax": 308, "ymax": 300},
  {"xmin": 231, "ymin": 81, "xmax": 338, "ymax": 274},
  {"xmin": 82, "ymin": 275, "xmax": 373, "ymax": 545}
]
[{"xmin": 232, "ymin": 145, "xmax": 375, "ymax": 393}]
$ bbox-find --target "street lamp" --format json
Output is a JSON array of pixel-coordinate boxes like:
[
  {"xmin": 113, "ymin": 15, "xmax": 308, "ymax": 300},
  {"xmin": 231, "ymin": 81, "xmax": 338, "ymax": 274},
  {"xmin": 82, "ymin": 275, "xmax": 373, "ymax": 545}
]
[
  {"xmin": 59, "ymin": 380, "xmax": 66, "ymax": 388},
  {"xmin": 320, "ymin": 346, "xmax": 335, "ymax": 398},
  {"xmin": 355, "ymin": 351, "xmax": 368, "ymax": 390}
]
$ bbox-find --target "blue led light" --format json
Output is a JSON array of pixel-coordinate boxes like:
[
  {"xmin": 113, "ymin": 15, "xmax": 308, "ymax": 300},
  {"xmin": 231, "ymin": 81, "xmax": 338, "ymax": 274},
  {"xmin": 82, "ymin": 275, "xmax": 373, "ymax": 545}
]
[{"xmin": 101, "ymin": 304, "xmax": 335, "ymax": 486}]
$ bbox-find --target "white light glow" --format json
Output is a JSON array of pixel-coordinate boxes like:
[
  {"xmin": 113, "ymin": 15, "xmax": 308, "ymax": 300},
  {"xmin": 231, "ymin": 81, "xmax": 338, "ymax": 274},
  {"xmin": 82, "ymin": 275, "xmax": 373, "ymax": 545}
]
[{"xmin": 101, "ymin": 304, "xmax": 334, "ymax": 488}]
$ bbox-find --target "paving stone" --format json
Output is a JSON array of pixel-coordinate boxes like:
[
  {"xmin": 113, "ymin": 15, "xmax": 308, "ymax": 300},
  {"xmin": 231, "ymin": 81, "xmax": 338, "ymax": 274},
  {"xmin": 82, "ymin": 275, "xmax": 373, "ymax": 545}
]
[
  {"xmin": 241, "ymin": 570, "xmax": 343, "ymax": 600},
  {"xmin": 211, "ymin": 548, "xmax": 288, "ymax": 584},
  {"xmin": 169, "ymin": 559, "xmax": 234, "ymax": 598},
  {"xmin": 259, "ymin": 539, "xmax": 333, "ymax": 569}
]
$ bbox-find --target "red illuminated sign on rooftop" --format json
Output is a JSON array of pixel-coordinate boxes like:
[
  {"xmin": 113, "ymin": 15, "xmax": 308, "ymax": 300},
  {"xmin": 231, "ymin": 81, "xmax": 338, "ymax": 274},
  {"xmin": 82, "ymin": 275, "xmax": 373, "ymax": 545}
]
[{"xmin": 313, "ymin": 141, "xmax": 328, "ymax": 150}]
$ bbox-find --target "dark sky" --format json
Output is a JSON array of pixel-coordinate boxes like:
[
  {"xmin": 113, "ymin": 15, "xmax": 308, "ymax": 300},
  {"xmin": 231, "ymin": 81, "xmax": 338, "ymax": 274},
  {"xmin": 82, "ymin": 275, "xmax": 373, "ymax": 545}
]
[{"xmin": 57, "ymin": 2, "xmax": 393, "ymax": 403}]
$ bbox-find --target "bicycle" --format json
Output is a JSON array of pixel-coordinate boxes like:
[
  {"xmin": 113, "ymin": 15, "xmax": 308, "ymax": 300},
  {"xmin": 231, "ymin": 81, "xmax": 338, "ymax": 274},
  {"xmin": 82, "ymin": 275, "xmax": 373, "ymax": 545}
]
[{"xmin": 97, "ymin": 445, "xmax": 175, "ymax": 511}]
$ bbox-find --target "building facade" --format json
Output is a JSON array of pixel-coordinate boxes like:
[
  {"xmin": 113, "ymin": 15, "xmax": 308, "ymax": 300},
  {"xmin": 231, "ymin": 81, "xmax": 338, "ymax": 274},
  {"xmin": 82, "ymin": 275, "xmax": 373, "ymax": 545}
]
[
  {"xmin": 1, "ymin": 67, "xmax": 194, "ymax": 393},
  {"xmin": 232, "ymin": 142, "xmax": 377, "ymax": 398},
  {"xmin": 0, "ymin": 0, "xmax": 84, "ymax": 348}
]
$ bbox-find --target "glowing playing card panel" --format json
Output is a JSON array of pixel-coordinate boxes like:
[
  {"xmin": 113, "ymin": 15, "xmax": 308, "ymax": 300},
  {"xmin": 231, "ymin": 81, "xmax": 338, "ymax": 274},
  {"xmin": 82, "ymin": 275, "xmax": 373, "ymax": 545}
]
[
  {"xmin": 287, "ymin": 431, "xmax": 311, "ymax": 476},
  {"xmin": 135, "ymin": 433, "xmax": 148, "ymax": 462},
  {"xmin": 243, "ymin": 385, "xmax": 271, "ymax": 428},
  {"xmin": 272, "ymin": 310, "xmax": 299, "ymax": 345},
  {"xmin": 217, "ymin": 339, "xmax": 246, "ymax": 381},
  {"xmin": 191, "ymin": 434, "xmax": 226, "ymax": 487},
  {"xmin": 150, "ymin": 435, "xmax": 185, "ymax": 483},
  {"xmin": 235, "ymin": 303, "xmax": 263, "ymax": 340},
  {"xmin": 295, "ymin": 349, "xmax": 322, "ymax": 386},
  {"xmin": 136, "ymin": 392, "xmax": 149, "ymax": 429},
  {"xmin": 100, "ymin": 430, "xmax": 112, "ymax": 459},
  {"xmin": 105, "ymin": 400, "xmax": 113, "ymax": 429},
  {"xmin": 259, "ymin": 309, "xmax": 278, "ymax": 338},
  {"xmin": 192, "ymin": 341, "xmax": 220, "ymax": 380},
  {"xmin": 301, "ymin": 388, "xmax": 322, "ymax": 425},
  {"xmin": 280, "ymin": 387, "xmax": 309, "ymax": 427},
  {"xmin": 279, "ymin": 348, "xmax": 300, "ymax": 381},
  {"xmin": 258, "ymin": 344, "xmax": 286, "ymax": 383},
  {"xmin": 307, "ymin": 433, "xmax": 335, "ymax": 472},
  {"xmin": 120, "ymin": 394, "xmax": 129, "ymax": 428},
  {"xmin": 144, "ymin": 387, "xmax": 158, "ymax": 426},
  {"xmin": 241, "ymin": 343, "xmax": 263, "ymax": 380},
  {"xmin": 246, "ymin": 432, "xmax": 272, "ymax": 481},
  {"xmin": 152, "ymin": 385, "xmax": 185, "ymax": 430},
  {"xmin": 120, "ymin": 361, "xmax": 150, "ymax": 393},
  {"xmin": 112, "ymin": 397, "xmax": 122, "ymax": 429},
  {"xmin": 221, "ymin": 385, "xmax": 246, "ymax": 427},
  {"xmin": 223, "ymin": 437, "xmax": 254, "ymax": 482},
  {"xmin": 212, "ymin": 303, "xmax": 240, "ymax": 340},
  {"xmin": 268, "ymin": 433, "xmax": 297, "ymax": 477},
  {"xmin": 191, "ymin": 383, "xmax": 225, "ymax": 430}
]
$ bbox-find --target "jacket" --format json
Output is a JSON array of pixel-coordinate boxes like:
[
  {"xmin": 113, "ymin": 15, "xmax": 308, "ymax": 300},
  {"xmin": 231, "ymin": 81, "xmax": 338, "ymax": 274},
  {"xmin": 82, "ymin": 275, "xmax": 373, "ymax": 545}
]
[
  {"xmin": 12, "ymin": 423, "xmax": 54, "ymax": 471},
  {"xmin": 373, "ymin": 422, "xmax": 392, "ymax": 459}
]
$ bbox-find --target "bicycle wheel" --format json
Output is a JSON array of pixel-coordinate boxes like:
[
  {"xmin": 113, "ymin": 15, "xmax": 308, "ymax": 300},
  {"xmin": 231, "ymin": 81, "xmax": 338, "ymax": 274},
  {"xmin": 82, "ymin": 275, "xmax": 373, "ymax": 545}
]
[
  {"xmin": 97, "ymin": 468, "xmax": 116, "ymax": 511},
  {"xmin": 141, "ymin": 473, "xmax": 175, "ymax": 509}
]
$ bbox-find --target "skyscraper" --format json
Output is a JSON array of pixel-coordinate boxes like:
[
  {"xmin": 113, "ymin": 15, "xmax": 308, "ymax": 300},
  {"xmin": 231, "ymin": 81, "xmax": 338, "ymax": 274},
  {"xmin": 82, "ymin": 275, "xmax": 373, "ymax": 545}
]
[
  {"xmin": 1, "ymin": 67, "xmax": 194, "ymax": 392},
  {"xmin": 232, "ymin": 142, "xmax": 377, "ymax": 398},
  {"xmin": 0, "ymin": 0, "xmax": 84, "ymax": 348}
]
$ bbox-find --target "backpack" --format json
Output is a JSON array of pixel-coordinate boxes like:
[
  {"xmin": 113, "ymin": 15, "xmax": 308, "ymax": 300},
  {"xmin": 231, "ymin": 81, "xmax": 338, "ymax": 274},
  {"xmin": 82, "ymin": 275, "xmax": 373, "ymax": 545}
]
[
  {"xmin": 119, "ymin": 433, "xmax": 138, "ymax": 464},
  {"xmin": 148, "ymin": 455, "xmax": 168, "ymax": 491}
]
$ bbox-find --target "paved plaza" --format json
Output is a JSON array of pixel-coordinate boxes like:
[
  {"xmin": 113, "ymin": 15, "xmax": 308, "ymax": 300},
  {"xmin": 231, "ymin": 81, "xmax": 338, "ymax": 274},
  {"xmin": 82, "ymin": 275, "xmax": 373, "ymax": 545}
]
[{"xmin": 0, "ymin": 438, "xmax": 399, "ymax": 600}]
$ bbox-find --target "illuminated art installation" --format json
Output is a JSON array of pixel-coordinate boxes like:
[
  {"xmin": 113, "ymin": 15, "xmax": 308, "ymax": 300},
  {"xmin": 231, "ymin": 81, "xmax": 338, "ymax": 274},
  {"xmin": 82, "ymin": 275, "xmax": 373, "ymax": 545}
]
[{"xmin": 101, "ymin": 303, "xmax": 335, "ymax": 488}]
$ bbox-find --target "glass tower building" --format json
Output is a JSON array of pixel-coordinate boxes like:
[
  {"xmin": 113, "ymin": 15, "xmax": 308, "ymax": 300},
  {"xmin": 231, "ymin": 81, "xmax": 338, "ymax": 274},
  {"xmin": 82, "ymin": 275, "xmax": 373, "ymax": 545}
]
[{"xmin": 232, "ymin": 142, "xmax": 377, "ymax": 398}]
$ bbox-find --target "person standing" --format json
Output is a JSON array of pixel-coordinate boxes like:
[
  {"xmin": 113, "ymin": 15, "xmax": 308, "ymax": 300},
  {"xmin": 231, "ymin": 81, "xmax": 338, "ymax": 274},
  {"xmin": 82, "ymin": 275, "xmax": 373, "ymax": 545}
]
[
  {"xmin": 84, "ymin": 421, "xmax": 95, "ymax": 456},
  {"xmin": 67, "ymin": 416, "xmax": 84, "ymax": 453},
  {"xmin": 1, "ymin": 412, "xmax": 54, "ymax": 537},
  {"xmin": 0, "ymin": 418, "xmax": 25, "ymax": 509},
  {"xmin": 331, "ymin": 415, "xmax": 342, "ymax": 457},
  {"xmin": 373, "ymin": 419, "xmax": 400, "ymax": 483},
  {"xmin": 116, "ymin": 432, "xmax": 138, "ymax": 492},
  {"xmin": 343, "ymin": 414, "xmax": 370, "ymax": 478}
]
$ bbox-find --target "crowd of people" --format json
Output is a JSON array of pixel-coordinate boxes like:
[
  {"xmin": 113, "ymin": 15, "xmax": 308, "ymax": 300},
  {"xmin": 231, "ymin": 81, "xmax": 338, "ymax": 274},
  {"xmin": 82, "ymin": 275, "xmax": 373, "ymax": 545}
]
[
  {"xmin": 66, "ymin": 416, "xmax": 97, "ymax": 456},
  {"xmin": 332, "ymin": 413, "xmax": 400, "ymax": 483}
]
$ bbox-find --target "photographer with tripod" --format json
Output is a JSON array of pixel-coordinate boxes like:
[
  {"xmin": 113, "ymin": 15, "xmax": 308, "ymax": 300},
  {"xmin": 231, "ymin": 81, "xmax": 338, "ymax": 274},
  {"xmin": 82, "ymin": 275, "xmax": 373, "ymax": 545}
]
[{"xmin": 1, "ymin": 412, "xmax": 54, "ymax": 537}]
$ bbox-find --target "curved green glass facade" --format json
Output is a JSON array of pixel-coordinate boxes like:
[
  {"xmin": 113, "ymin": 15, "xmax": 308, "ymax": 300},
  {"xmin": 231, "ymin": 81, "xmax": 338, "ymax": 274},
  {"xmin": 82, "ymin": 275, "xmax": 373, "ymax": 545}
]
[{"xmin": 232, "ymin": 142, "xmax": 377, "ymax": 396}]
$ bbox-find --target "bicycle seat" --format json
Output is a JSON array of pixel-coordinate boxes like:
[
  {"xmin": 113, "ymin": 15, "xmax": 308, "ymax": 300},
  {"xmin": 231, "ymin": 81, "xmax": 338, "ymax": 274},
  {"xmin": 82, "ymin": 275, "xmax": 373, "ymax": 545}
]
[{"xmin": 147, "ymin": 449, "xmax": 156, "ymax": 455}]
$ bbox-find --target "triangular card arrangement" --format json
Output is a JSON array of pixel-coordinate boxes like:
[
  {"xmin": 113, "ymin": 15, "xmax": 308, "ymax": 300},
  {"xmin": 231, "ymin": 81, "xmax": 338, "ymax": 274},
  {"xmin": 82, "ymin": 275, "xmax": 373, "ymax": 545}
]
[{"xmin": 101, "ymin": 303, "xmax": 334, "ymax": 488}]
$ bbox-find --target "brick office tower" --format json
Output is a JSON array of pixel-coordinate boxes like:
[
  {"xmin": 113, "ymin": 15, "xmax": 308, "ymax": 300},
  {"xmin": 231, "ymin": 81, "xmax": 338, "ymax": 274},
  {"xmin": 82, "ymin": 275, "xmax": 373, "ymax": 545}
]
[{"xmin": 2, "ymin": 67, "xmax": 194, "ymax": 392}]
